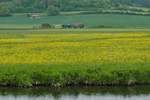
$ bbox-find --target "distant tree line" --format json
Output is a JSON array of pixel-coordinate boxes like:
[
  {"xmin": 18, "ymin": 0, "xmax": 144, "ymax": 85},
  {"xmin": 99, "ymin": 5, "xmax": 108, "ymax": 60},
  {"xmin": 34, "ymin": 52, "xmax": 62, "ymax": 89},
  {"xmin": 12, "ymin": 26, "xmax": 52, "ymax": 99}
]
[{"xmin": 0, "ymin": 0, "xmax": 150, "ymax": 16}]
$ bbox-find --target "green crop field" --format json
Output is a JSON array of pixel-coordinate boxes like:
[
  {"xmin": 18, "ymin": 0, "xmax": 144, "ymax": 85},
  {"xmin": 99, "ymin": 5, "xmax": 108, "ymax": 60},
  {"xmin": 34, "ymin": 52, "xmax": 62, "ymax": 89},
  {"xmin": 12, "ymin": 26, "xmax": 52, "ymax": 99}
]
[
  {"xmin": 0, "ymin": 30, "xmax": 150, "ymax": 87},
  {"xmin": 1, "ymin": 14, "xmax": 150, "ymax": 29}
]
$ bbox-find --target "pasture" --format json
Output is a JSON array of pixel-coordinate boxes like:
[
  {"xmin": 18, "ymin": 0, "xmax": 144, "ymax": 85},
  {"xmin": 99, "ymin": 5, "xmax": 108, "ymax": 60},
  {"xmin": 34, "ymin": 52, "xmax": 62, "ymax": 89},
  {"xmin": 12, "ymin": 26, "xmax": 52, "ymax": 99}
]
[
  {"xmin": 1, "ymin": 14, "xmax": 150, "ymax": 28},
  {"xmin": 0, "ymin": 30, "xmax": 150, "ymax": 87}
]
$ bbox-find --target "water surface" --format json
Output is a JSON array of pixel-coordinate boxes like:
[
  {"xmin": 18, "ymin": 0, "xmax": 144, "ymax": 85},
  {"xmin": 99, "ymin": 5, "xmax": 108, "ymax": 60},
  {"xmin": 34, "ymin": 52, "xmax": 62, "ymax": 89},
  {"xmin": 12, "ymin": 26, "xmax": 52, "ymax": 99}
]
[{"xmin": 0, "ymin": 86, "xmax": 149, "ymax": 100}]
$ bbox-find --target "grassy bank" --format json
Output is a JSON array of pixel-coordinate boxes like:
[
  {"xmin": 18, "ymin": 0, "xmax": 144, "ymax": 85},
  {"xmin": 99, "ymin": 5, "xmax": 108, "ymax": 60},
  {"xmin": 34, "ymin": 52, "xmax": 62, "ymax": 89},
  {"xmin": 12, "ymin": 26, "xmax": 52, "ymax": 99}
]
[{"xmin": 0, "ymin": 31, "xmax": 150, "ymax": 87}]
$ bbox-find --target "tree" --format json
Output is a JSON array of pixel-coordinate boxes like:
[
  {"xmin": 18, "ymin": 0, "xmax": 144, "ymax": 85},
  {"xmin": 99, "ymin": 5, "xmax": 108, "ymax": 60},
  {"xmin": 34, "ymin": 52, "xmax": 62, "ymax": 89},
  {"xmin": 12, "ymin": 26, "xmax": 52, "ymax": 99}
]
[
  {"xmin": 46, "ymin": 5, "xmax": 60, "ymax": 16},
  {"xmin": 0, "ymin": 3, "xmax": 11, "ymax": 16},
  {"xmin": 0, "ymin": 0, "xmax": 150, "ymax": 13}
]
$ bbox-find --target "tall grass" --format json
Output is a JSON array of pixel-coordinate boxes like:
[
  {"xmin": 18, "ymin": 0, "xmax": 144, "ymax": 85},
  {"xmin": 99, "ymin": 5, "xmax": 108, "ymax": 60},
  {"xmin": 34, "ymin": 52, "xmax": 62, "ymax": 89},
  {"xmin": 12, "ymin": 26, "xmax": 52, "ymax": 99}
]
[{"xmin": 0, "ymin": 32, "xmax": 150, "ymax": 87}]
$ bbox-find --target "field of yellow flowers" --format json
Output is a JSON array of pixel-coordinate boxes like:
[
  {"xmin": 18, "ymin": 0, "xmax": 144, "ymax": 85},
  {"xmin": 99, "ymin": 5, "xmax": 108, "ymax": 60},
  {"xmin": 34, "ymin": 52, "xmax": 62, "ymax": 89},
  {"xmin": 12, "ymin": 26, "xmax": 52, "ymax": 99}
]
[{"xmin": 0, "ymin": 32, "xmax": 150, "ymax": 87}]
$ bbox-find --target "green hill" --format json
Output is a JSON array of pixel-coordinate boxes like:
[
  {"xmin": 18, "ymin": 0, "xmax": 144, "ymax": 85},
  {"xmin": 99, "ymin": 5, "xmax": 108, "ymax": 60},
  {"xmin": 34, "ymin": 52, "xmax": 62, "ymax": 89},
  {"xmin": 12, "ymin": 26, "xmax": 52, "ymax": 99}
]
[{"xmin": 0, "ymin": 0, "xmax": 150, "ymax": 14}]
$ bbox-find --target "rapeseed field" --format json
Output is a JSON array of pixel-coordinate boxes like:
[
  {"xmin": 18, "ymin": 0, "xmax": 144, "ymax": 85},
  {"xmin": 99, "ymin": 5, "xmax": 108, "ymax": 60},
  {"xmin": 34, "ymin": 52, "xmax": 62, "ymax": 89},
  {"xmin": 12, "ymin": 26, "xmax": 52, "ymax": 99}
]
[{"xmin": 0, "ymin": 32, "xmax": 149, "ymax": 87}]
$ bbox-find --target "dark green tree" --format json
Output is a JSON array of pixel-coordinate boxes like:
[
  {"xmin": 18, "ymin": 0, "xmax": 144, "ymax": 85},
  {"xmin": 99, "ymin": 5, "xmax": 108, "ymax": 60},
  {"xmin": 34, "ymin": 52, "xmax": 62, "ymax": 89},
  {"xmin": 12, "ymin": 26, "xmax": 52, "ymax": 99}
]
[
  {"xmin": 0, "ymin": 3, "xmax": 11, "ymax": 16},
  {"xmin": 46, "ymin": 5, "xmax": 60, "ymax": 16}
]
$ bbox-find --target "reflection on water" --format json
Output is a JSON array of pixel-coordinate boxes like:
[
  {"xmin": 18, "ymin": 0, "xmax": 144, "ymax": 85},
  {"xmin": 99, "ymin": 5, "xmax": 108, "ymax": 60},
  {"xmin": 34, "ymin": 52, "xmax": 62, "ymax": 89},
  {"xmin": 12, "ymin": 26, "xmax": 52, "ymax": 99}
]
[{"xmin": 0, "ymin": 86, "xmax": 150, "ymax": 100}]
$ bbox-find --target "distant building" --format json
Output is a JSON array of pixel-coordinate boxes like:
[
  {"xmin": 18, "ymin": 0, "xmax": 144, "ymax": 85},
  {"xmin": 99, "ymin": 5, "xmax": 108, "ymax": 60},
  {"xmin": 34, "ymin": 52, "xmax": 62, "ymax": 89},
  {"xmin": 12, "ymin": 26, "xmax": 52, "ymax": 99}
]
[
  {"xmin": 27, "ymin": 13, "xmax": 41, "ymax": 19},
  {"xmin": 31, "ymin": 14, "xmax": 41, "ymax": 19}
]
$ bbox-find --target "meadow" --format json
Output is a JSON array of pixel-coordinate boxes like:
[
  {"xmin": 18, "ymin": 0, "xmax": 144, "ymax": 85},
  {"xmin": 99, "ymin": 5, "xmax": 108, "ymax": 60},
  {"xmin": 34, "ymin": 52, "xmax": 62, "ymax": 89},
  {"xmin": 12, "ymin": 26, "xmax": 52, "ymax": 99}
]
[
  {"xmin": 0, "ymin": 30, "xmax": 150, "ymax": 87},
  {"xmin": 1, "ymin": 14, "xmax": 150, "ymax": 28}
]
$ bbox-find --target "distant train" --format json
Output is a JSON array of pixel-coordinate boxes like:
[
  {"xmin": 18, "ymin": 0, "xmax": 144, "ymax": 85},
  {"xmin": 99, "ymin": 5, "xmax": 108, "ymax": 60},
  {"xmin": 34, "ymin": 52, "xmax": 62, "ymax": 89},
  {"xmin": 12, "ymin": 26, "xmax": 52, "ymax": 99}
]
[
  {"xmin": 39, "ymin": 23, "xmax": 85, "ymax": 29},
  {"xmin": 62, "ymin": 23, "xmax": 85, "ymax": 29}
]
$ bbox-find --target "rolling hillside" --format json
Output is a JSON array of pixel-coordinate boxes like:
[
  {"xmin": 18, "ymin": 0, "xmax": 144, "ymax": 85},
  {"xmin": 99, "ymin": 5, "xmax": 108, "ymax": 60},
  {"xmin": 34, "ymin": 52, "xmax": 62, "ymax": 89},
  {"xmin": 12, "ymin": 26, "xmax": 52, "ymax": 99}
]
[{"xmin": 0, "ymin": 0, "xmax": 150, "ymax": 13}]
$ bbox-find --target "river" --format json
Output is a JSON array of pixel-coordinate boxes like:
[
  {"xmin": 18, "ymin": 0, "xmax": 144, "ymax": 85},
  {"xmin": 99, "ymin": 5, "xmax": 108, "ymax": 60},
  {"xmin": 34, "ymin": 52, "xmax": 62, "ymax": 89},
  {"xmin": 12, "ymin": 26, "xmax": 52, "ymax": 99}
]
[{"xmin": 0, "ymin": 86, "xmax": 149, "ymax": 100}]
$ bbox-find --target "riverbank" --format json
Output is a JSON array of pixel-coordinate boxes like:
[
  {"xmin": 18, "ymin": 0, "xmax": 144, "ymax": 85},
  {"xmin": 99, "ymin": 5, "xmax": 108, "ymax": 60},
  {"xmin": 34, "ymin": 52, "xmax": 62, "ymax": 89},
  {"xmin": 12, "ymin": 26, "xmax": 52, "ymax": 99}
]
[
  {"xmin": 0, "ymin": 63, "xmax": 150, "ymax": 87},
  {"xmin": 0, "ymin": 31, "xmax": 149, "ymax": 87}
]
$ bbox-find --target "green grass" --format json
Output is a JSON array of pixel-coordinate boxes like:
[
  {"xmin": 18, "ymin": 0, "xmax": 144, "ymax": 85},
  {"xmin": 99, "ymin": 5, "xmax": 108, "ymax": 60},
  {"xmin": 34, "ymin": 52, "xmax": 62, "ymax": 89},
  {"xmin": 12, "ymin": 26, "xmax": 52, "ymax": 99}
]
[
  {"xmin": 0, "ymin": 30, "xmax": 150, "ymax": 87},
  {"xmin": 1, "ymin": 28, "xmax": 150, "ymax": 34},
  {"xmin": 1, "ymin": 14, "xmax": 150, "ymax": 28}
]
